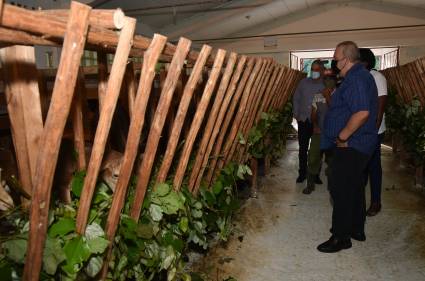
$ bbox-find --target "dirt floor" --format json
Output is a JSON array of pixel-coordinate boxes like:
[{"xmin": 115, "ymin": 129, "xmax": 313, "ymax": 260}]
[{"xmin": 191, "ymin": 140, "xmax": 425, "ymax": 281}]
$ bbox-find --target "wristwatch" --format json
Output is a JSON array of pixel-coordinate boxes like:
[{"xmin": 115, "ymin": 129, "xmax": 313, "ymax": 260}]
[{"xmin": 337, "ymin": 135, "xmax": 347, "ymax": 143}]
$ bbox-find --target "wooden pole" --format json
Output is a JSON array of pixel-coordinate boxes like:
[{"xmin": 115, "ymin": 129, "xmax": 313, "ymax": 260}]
[
  {"xmin": 0, "ymin": 3, "xmax": 212, "ymax": 66},
  {"xmin": 192, "ymin": 54, "xmax": 247, "ymax": 193},
  {"xmin": 237, "ymin": 61, "xmax": 275, "ymax": 163},
  {"xmin": 23, "ymin": 2, "xmax": 91, "ymax": 280},
  {"xmin": 72, "ymin": 68, "xmax": 87, "ymax": 171},
  {"xmin": 227, "ymin": 59, "xmax": 268, "ymax": 164},
  {"xmin": 37, "ymin": 8, "xmax": 126, "ymax": 30},
  {"xmin": 188, "ymin": 52, "xmax": 238, "ymax": 193},
  {"xmin": 75, "ymin": 16, "xmax": 136, "ymax": 234},
  {"xmin": 0, "ymin": 45, "xmax": 43, "ymax": 201},
  {"xmin": 124, "ymin": 62, "xmax": 137, "ymax": 118},
  {"xmin": 101, "ymin": 34, "xmax": 167, "ymax": 280},
  {"xmin": 130, "ymin": 37, "xmax": 192, "ymax": 220},
  {"xmin": 214, "ymin": 58, "xmax": 262, "ymax": 175},
  {"xmin": 205, "ymin": 57, "xmax": 254, "ymax": 185},
  {"xmin": 256, "ymin": 66, "xmax": 282, "ymax": 122},
  {"xmin": 172, "ymin": 49, "xmax": 227, "ymax": 191},
  {"xmin": 156, "ymin": 44, "xmax": 212, "ymax": 183},
  {"xmin": 97, "ymin": 52, "xmax": 108, "ymax": 111}
]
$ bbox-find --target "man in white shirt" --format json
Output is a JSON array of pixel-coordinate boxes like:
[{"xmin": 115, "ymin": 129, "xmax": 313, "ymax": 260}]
[{"xmin": 359, "ymin": 48, "xmax": 387, "ymax": 216}]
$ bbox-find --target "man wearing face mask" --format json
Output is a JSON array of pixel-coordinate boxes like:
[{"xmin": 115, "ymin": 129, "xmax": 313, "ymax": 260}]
[
  {"xmin": 317, "ymin": 41, "xmax": 378, "ymax": 253},
  {"xmin": 293, "ymin": 60, "xmax": 326, "ymax": 183}
]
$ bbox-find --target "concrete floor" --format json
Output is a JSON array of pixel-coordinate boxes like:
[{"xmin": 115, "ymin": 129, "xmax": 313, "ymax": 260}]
[{"xmin": 193, "ymin": 141, "xmax": 425, "ymax": 281}]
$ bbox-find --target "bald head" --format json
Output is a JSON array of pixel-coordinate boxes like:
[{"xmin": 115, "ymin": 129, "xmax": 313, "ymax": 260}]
[
  {"xmin": 336, "ymin": 41, "xmax": 359, "ymax": 63},
  {"xmin": 334, "ymin": 41, "xmax": 360, "ymax": 76}
]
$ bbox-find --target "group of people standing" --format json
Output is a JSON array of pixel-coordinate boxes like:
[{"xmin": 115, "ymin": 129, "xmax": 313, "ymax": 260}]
[{"xmin": 293, "ymin": 41, "xmax": 388, "ymax": 253}]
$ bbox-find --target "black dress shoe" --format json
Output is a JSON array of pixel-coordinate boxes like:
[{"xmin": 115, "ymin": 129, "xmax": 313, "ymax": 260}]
[
  {"xmin": 351, "ymin": 232, "xmax": 366, "ymax": 242},
  {"xmin": 315, "ymin": 175, "xmax": 323, "ymax": 185},
  {"xmin": 317, "ymin": 236, "xmax": 352, "ymax": 253},
  {"xmin": 296, "ymin": 175, "xmax": 306, "ymax": 183}
]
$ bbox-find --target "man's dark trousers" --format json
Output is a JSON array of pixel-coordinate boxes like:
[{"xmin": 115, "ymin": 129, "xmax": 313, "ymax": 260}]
[
  {"xmin": 330, "ymin": 147, "xmax": 370, "ymax": 238},
  {"xmin": 297, "ymin": 120, "xmax": 313, "ymax": 178},
  {"xmin": 367, "ymin": 133, "xmax": 384, "ymax": 204}
]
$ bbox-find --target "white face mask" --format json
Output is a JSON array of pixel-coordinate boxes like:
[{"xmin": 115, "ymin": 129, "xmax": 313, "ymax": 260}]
[{"xmin": 311, "ymin": 71, "xmax": 321, "ymax": 79}]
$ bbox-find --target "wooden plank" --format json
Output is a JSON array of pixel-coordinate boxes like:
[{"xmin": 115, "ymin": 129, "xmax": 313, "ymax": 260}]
[
  {"xmin": 192, "ymin": 54, "xmax": 247, "ymax": 193},
  {"xmin": 124, "ymin": 62, "xmax": 137, "ymax": 117},
  {"xmin": 205, "ymin": 57, "xmax": 254, "ymax": 185},
  {"xmin": 214, "ymin": 58, "xmax": 262, "ymax": 175},
  {"xmin": 172, "ymin": 49, "xmax": 227, "ymax": 191},
  {"xmin": 97, "ymin": 52, "xmax": 108, "ymax": 111},
  {"xmin": 156, "ymin": 44, "xmax": 212, "ymax": 183},
  {"xmin": 37, "ymin": 8, "xmax": 126, "ymax": 30},
  {"xmin": 188, "ymin": 52, "xmax": 238, "ymax": 193},
  {"xmin": 101, "ymin": 34, "xmax": 167, "ymax": 280},
  {"xmin": 130, "ymin": 37, "xmax": 192, "ymax": 220},
  {"xmin": 72, "ymin": 68, "xmax": 87, "ymax": 171},
  {"xmin": 75, "ymin": 16, "xmax": 136, "ymax": 234},
  {"xmin": 23, "ymin": 2, "xmax": 91, "ymax": 280}
]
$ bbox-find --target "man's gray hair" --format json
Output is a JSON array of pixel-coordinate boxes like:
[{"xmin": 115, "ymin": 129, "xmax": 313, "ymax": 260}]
[{"xmin": 336, "ymin": 41, "xmax": 360, "ymax": 62}]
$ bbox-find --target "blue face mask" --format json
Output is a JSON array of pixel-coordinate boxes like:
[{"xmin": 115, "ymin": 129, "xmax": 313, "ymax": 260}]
[{"xmin": 311, "ymin": 71, "xmax": 321, "ymax": 79}]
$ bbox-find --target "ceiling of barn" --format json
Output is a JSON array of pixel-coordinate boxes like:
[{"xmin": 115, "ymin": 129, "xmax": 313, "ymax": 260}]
[{"xmin": 86, "ymin": 0, "xmax": 425, "ymax": 40}]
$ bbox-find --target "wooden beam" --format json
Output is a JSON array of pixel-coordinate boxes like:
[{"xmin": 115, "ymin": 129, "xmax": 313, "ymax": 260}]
[
  {"xmin": 212, "ymin": 58, "xmax": 260, "ymax": 179},
  {"xmin": 193, "ymin": 55, "xmax": 247, "ymax": 193},
  {"xmin": 124, "ymin": 62, "xmax": 137, "ymax": 118},
  {"xmin": 236, "ymin": 61, "xmax": 275, "ymax": 163},
  {"xmin": 205, "ymin": 57, "xmax": 254, "ymax": 185},
  {"xmin": 0, "ymin": 45, "xmax": 44, "ymax": 202},
  {"xmin": 156, "ymin": 44, "xmax": 212, "ymax": 183},
  {"xmin": 0, "ymin": 3, "xmax": 213, "ymax": 66},
  {"xmin": 75, "ymin": 16, "xmax": 136, "ymax": 234},
  {"xmin": 172, "ymin": 49, "xmax": 226, "ymax": 191},
  {"xmin": 188, "ymin": 52, "xmax": 238, "ymax": 193},
  {"xmin": 23, "ymin": 2, "xmax": 91, "ymax": 280},
  {"xmin": 101, "ymin": 34, "xmax": 167, "ymax": 280},
  {"xmin": 97, "ymin": 51, "xmax": 108, "ymax": 111},
  {"xmin": 130, "ymin": 37, "xmax": 192, "ymax": 220},
  {"xmin": 72, "ymin": 68, "xmax": 87, "ymax": 171},
  {"xmin": 37, "ymin": 8, "xmax": 125, "ymax": 30},
  {"xmin": 225, "ymin": 59, "xmax": 266, "ymax": 165}
]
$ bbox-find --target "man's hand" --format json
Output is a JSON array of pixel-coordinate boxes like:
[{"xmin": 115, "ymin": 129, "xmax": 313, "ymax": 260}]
[
  {"xmin": 336, "ymin": 138, "xmax": 348, "ymax": 147},
  {"xmin": 336, "ymin": 134, "xmax": 348, "ymax": 147},
  {"xmin": 313, "ymin": 126, "xmax": 321, "ymax": 134},
  {"xmin": 322, "ymin": 88, "xmax": 333, "ymax": 105}
]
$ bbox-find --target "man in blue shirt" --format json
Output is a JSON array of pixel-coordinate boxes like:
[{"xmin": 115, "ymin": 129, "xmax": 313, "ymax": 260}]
[{"xmin": 317, "ymin": 41, "xmax": 378, "ymax": 253}]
